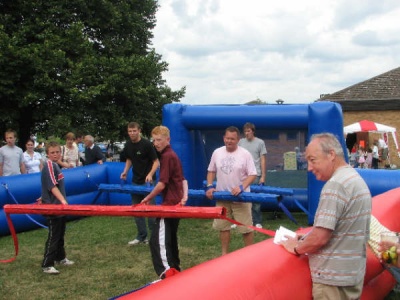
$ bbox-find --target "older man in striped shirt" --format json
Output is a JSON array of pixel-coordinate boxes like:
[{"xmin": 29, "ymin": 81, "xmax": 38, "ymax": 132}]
[{"xmin": 281, "ymin": 133, "xmax": 371, "ymax": 300}]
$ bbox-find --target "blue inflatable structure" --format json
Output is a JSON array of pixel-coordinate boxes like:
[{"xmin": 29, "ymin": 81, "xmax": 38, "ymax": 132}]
[{"xmin": 1, "ymin": 102, "xmax": 400, "ymax": 236}]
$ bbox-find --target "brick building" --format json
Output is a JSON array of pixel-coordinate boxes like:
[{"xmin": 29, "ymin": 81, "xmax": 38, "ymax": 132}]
[{"xmin": 319, "ymin": 66, "xmax": 400, "ymax": 167}]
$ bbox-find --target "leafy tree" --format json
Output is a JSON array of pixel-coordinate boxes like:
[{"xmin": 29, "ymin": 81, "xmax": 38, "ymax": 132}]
[{"xmin": 0, "ymin": 0, "xmax": 185, "ymax": 147}]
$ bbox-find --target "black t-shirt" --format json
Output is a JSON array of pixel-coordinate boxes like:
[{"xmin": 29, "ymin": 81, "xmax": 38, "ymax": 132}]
[{"xmin": 124, "ymin": 138, "xmax": 158, "ymax": 184}]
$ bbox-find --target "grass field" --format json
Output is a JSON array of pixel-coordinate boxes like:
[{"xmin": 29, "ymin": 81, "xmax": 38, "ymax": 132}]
[{"xmin": 0, "ymin": 211, "xmax": 308, "ymax": 300}]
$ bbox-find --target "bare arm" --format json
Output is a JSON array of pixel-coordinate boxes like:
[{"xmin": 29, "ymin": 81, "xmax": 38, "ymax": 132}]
[
  {"xmin": 260, "ymin": 154, "xmax": 266, "ymax": 184},
  {"xmin": 205, "ymin": 171, "xmax": 216, "ymax": 199},
  {"xmin": 180, "ymin": 179, "xmax": 188, "ymax": 206},
  {"xmin": 231, "ymin": 174, "xmax": 257, "ymax": 196},
  {"xmin": 20, "ymin": 162, "xmax": 26, "ymax": 174},
  {"xmin": 141, "ymin": 181, "xmax": 166, "ymax": 204},
  {"xmin": 50, "ymin": 186, "xmax": 68, "ymax": 205},
  {"xmin": 280, "ymin": 226, "xmax": 332, "ymax": 255},
  {"xmin": 145, "ymin": 159, "xmax": 160, "ymax": 183},
  {"xmin": 120, "ymin": 159, "xmax": 132, "ymax": 180}
]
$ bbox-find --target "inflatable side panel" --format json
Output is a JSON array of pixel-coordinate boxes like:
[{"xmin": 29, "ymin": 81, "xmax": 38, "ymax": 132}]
[
  {"xmin": 358, "ymin": 169, "xmax": 400, "ymax": 198},
  {"xmin": 179, "ymin": 104, "xmax": 309, "ymax": 130},
  {"xmin": 0, "ymin": 164, "xmax": 108, "ymax": 236},
  {"xmin": 307, "ymin": 102, "xmax": 346, "ymax": 225}
]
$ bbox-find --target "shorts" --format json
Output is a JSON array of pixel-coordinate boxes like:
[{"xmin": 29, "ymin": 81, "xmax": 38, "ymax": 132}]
[
  {"xmin": 312, "ymin": 280, "xmax": 363, "ymax": 300},
  {"xmin": 213, "ymin": 201, "xmax": 253, "ymax": 234},
  {"xmin": 381, "ymin": 148, "xmax": 388, "ymax": 160}
]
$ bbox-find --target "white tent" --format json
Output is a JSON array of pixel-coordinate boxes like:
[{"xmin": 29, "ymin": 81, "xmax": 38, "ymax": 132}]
[{"xmin": 344, "ymin": 120, "xmax": 400, "ymax": 158}]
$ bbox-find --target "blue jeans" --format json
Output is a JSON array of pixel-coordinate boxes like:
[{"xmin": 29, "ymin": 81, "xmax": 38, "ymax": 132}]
[
  {"xmin": 131, "ymin": 182, "xmax": 155, "ymax": 241},
  {"xmin": 251, "ymin": 177, "xmax": 262, "ymax": 225}
]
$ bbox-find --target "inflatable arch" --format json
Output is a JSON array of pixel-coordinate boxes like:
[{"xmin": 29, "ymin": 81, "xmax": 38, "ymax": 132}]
[{"xmin": 163, "ymin": 101, "xmax": 344, "ymax": 224}]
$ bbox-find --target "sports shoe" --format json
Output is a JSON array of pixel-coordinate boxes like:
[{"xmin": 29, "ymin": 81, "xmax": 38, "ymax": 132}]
[
  {"xmin": 56, "ymin": 258, "xmax": 75, "ymax": 266},
  {"xmin": 255, "ymin": 224, "xmax": 263, "ymax": 229},
  {"xmin": 231, "ymin": 224, "xmax": 237, "ymax": 229},
  {"xmin": 128, "ymin": 239, "xmax": 149, "ymax": 245},
  {"xmin": 160, "ymin": 267, "xmax": 180, "ymax": 279},
  {"xmin": 42, "ymin": 266, "xmax": 60, "ymax": 274}
]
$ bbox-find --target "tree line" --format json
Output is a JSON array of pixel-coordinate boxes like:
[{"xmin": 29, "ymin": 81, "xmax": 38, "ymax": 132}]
[{"xmin": 0, "ymin": 0, "xmax": 185, "ymax": 147}]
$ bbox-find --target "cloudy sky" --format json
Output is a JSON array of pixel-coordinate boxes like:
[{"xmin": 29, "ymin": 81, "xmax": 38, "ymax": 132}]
[{"xmin": 152, "ymin": 0, "xmax": 400, "ymax": 105}]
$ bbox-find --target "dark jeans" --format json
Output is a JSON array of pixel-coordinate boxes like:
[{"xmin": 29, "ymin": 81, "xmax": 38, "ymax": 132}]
[
  {"xmin": 131, "ymin": 182, "xmax": 155, "ymax": 241},
  {"xmin": 372, "ymin": 157, "xmax": 379, "ymax": 169},
  {"xmin": 251, "ymin": 177, "xmax": 262, "ymax": 225}
]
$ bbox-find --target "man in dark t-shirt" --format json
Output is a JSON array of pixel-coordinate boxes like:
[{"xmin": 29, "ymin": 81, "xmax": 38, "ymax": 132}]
[{"xmin": 120, "ymin": 122, "xmax": 159, "ymax": 245}]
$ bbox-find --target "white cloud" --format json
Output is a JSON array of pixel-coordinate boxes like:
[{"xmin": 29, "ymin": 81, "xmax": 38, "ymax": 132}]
[{"xmin": 153, "ymin": 0, "xmax": 400, "ymax": 104}]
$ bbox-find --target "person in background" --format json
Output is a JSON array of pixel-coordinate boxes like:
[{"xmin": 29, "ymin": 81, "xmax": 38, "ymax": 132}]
[
  {"xmin": 280, "ymin": 133, "xmax": 371, "ymax": 299},
  {"xmin": 206, "ymin": 126, "xmax": 256, "ymax": 255},
  {"xmin": 83, "ymin": 135, "xmax": 105, "ymax": 165},
  {"xmin": 23, "ymin": 138, "xmax": 43, "ymax": 173},
  {"xmin": 238, "ymin": 122, "xmax": 267, "ymax": 229},
  {"xmin": 141, "ymin": 126, "xmax": 187, "ymax": 280},
  {"xmin": 365, "ymin": 147, "xmax": 373, "ymax": 169},
  {"xmin": 0, "ymin": 129, "xmax": 26, "ymax": 176},
  {"xmin": 372, "ymin": 140, "xmax": 379, "ymax": 169},
  {"xmin": 75, "ymin": 133, "xmax": 85, "ymax": 165},
  {"xmin": 120, "ymin": 122, "xmax": 159, "ymax": 245},
  {"xmin": 40, "ymin": 141, "xmax": 74, "ymax": 274},
  {"xmin": 58, "ymin": 132, "xmax": 79, "ymax": 169},
  {"xmin": 376, "ymin": 137, "xmax": 389, "ymax": 168}
]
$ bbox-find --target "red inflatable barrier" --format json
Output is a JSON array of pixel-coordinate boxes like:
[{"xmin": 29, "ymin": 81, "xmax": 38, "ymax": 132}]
[
  {"xmin": 0, "ymin": 204, "xmax": 225, "ymax": 263},
  {"xmin": 115, "ymin": 188, "xmax": 400, "ymax": 300},
  {"xmin": 3, "ymin": 204, "xmax": 226, "ymax": 219}
]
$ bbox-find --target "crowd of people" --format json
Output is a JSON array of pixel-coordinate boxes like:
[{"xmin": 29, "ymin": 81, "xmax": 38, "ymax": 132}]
[
  {"xmin": 348, "ymin": 137, "xmax": 390, "ymax": 169},
  {"xmin": 0, "ymin": 130, "xmax": 107, "ymax": 178}
]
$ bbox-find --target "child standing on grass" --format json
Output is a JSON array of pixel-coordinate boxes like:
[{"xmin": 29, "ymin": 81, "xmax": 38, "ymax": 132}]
[
  {"xmin": 141, "ymin": 126, "xmax": 188, "ymax": 280},
  {"xmin": 41, "ymin": 141, "xmax": 74, "ymax": 274}
]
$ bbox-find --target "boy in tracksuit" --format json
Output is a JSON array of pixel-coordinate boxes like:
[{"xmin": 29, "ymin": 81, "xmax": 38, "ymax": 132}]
[
  {"xmin": 41, "ymin": 141, "xmax": 74, "ymax": 274},
  {"xmin": 141, "ymin": 126, "xmax": 188, "ymax": 279}
]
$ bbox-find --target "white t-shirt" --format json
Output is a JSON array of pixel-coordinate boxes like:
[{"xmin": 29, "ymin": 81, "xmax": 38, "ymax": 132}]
[
  {"xmin": 207, "ymin": 146, "xmax": 257, "ymax": 192},
  {"xmin": 23, "ymin": 151, "xmax": 43, "ymax": 173},
  {"xmin": 378, "ymin": 138, "xmax": 388, "ymax": 149}
]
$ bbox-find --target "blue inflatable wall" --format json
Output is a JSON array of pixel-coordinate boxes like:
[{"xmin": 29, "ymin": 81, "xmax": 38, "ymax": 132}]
[
  {"xmin": 0, "ymin": 163, "xmax": 132, "ymax": 236},
  {"xmin": 2, "ymin": 102, "xmax": 400, "ymax": 236}
]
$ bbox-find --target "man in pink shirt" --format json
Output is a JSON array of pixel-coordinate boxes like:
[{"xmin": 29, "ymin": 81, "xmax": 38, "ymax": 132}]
[{"xmin": 206, "ymin": 126, "xmax": 257, "ymax": 255}]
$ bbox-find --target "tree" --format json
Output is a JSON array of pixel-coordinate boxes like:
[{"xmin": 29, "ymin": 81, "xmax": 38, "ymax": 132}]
[{"xmin": 0, "ymin": 0, "xmax": 185, "ymax": 147}]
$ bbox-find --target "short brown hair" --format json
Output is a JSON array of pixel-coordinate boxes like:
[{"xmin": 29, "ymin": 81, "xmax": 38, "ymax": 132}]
[
  {"xmin": 151, "ymin": 126, "xmax": 170, "ymax": 138},
  {"xmin": 46, "ymin": 141, "xmax": 61, "ymax": 154},
  {"xmin": 128, "ymin": 122, "xmax": 141, "ymax": 130}
]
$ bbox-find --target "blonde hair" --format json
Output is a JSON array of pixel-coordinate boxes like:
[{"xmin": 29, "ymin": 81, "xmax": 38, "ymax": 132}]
[
  {"xmin": 65, "ymin": 132, "xmax": 76, "ymax": 140},
  {"xmin": 151, "ymin": 126, "xmax": 170, "ymax": 138}
]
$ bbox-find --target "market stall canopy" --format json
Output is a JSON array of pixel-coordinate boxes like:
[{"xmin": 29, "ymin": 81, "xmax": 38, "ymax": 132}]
[
  {"xmin": 344, "ymin": 120, "xmax": 400, "ymax": 157},
  {"xmin": 344, "ymin": 120, "xmax": 397, "ymax": 134}
]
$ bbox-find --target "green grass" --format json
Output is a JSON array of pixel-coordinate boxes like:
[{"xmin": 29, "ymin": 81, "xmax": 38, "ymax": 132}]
[
  {"xmin": 0, "ymin": 212, "xmax": 308, "ymax": 300},
  {"xmin": 1, "ymin": 211, "xmax": 399, "ymax": 299}
]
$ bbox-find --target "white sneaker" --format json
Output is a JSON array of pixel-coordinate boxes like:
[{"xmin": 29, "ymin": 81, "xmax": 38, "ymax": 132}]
[
  {"xmin": 255, "ymin": 224, "xmax": 262, "ymax": 229},
  {"xmin": 128, "ymin": 239, "xmax": 149, "ymax": 245},
  {"xmin": 43, "ymin": 266, "xmax": 60, "ymax": 274},
  {"xmin": 56, "ymin": 258, "xmax": 75, "ymax": 266}
]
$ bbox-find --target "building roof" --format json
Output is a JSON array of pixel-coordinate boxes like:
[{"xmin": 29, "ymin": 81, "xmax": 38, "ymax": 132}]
[{"xmin": 318, "ymin": 66, "xmax": 400, "ymax": 111}]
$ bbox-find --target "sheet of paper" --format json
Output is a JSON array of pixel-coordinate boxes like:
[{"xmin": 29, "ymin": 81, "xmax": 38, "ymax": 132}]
[{"xmin": 273, "ymin": 226, "xmax": 297, "ymax": 244}]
